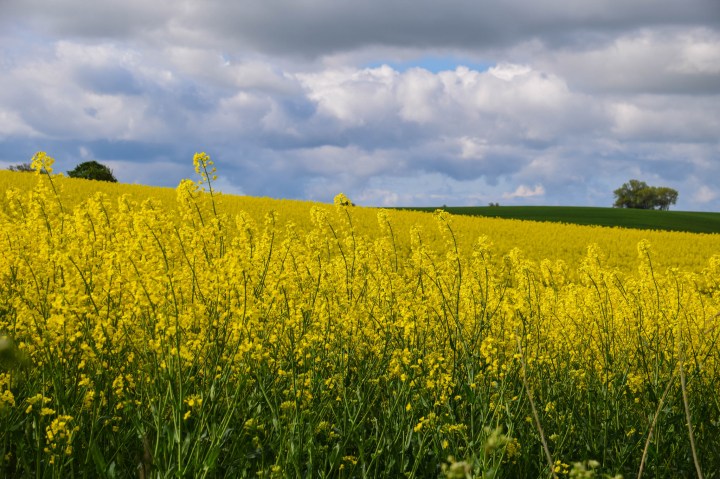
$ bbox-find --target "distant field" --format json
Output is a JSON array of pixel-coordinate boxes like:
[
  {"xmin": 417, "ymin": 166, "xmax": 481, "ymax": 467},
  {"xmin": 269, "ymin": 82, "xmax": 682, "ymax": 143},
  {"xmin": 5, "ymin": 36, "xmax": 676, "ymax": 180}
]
[{"xmin": 401, "ymin": 205, "xmax": 720, "ymax": 234}]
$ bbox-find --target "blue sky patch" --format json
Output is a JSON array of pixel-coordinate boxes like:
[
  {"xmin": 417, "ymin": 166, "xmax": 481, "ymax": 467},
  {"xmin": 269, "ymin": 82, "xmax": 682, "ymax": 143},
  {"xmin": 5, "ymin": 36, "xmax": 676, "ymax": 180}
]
[{"xmin": 364, "ymin": 57, "xmax": 494, "ymax": 73}]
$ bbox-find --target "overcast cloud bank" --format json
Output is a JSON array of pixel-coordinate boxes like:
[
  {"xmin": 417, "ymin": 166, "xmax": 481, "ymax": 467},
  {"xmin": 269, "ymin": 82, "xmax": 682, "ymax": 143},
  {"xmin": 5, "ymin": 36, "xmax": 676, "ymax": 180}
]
[{"xmin": 1, "ymin": 0, "xmax": 719, "ymax": 209}]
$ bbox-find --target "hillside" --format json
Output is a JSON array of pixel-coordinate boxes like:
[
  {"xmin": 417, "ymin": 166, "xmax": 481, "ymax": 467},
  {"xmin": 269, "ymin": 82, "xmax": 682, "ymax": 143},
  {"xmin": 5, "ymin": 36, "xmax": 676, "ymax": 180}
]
[
  {"xmin": 401, "ymin": 205, "xmax": 720, "ymax": 234},
  {"xmin": 2, "ymin": 170, "xmax": 718, "ymax": 273}
]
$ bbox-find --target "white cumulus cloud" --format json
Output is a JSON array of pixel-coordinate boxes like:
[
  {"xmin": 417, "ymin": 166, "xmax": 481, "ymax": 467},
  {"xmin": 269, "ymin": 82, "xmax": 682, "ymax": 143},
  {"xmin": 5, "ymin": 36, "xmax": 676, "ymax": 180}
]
[{"xmin": 503, "ymin": 184, "xmax": 546, "ymax": 199}]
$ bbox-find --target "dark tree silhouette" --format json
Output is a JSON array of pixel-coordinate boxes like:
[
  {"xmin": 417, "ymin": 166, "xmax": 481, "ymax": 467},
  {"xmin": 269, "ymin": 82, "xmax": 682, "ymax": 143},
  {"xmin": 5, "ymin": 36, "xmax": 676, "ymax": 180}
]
[
  {"xmin": 67, "ymin": 161, "xmax": 118, "ymax": 182},
  {"xmin": 613, "ymin": 180, "xmax": 678, "ymax": 210},
  {"xmin": 8, "ymin": 163, "xmax": 34, "ymax": 172}
]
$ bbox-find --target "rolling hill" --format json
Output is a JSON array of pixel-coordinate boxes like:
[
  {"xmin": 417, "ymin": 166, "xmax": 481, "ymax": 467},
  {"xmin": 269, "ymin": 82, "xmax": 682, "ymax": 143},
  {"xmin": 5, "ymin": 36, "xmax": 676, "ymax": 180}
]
[{"xmin": 400, "ymin": 205, "xmax": 720, "ymax": 234}]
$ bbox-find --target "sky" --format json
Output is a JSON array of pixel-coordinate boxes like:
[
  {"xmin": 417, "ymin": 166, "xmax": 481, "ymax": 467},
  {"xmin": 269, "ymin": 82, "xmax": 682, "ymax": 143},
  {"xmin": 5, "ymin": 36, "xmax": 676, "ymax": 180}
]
[{"xmin": 0, "ymin": 0, "xmax": 719, "ymax": 210}]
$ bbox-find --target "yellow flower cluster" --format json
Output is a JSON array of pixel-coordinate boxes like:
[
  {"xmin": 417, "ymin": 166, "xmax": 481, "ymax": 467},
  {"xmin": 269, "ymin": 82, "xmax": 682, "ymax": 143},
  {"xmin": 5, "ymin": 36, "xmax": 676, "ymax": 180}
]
[
  {"xmin": 45, "ymin": 415, "xmax": 78, "ymax": 462},
  {"xmin": 0, "ymin": 373, "xmax": 15, "ymax": 410}
]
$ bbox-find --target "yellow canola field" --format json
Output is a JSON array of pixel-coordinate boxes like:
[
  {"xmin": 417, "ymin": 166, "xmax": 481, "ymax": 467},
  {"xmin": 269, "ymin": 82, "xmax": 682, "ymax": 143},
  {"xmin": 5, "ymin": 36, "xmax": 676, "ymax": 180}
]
[
  {"xmin": 1, "ymin": 169, "xmax": 718, "ymax": 275},
  {"xmin": 1, "ymin": 156, "xmax": 719, "ymax": 476}
]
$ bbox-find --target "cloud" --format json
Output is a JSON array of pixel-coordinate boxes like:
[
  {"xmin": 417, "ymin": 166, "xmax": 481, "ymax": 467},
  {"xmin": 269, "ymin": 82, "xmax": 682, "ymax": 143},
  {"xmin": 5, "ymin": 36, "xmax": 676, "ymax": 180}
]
[
  {"xmin": 75, "ymin": 65, "xmax": 143, "ymax": 96},
  {"xmin": 489, "ymin": 63, "xmax": 532, "ymax": 81},
  {"xmin": 612, "ymin": 103, "xmax": 720, "ymax": 144},
  {"xmin": 297, "ymin": 63, "xmax": 602, "ymax": 144},
  {"xmin": 537, "ymin": 28, "xmax": 720, "ymax": 95},
  {"xmin": 503, "ymin": 184, "xmax": 546, "ymax": 199},
  {"xmin": 5, "ymin": 0, "xmax": 718, "ymax": 58},
  {"xmin": 213, "ymin": 176, "xmax": 246, "ymax": 196},
  {"xmin": 693, "ymin": 185, "xmax": 718, "ymax": 204}
]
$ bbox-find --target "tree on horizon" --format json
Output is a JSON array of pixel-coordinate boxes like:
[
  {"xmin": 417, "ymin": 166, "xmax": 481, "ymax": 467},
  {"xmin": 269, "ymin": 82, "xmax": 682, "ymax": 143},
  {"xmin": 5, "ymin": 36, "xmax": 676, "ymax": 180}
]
[
  {"xmin": 67, "ymin": 161, "xmax": 118, "ymax": 182},
  {"xmin": 7, "ymin": 163, "xmax": 34, "ymax": 172},
  {"xmin": 613, "ymin": 179, "xmax": 678, "ymax": 210}
]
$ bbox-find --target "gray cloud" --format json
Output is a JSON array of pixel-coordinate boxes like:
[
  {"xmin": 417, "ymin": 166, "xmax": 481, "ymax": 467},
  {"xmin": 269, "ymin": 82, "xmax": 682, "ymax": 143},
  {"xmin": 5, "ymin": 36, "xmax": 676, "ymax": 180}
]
[
  {"xmin": 75, "ymin": 65, "xmax": 143, "ymax": 95},
  {"xmin": 537, "ymin": 27, "xmax": 720, "ymax": 95},
  {"xmin": 3, "ymin": 0, "xmax": 719, "ymax": 63},
  {"xmin": 1, "ymin": 0, "xmax": 177, "ymax": 39}
]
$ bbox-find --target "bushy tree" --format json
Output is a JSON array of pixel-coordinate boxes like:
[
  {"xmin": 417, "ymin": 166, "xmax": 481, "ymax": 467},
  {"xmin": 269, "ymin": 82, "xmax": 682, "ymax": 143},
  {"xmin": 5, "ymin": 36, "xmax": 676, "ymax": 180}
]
[
  {"xmin": 613, "ymin": 179, "xmax": 678, "ymax": 210},
  {"xmin": 8, "ymin": 163, "xmax": 33, "ymax": 172},
  {"xmin": 67, "ymin": 161, "xmax": 117, "ymax": 182},
  {"xmin": 653, "ymin": 187, "xmax": 679, "ymax": 211}
]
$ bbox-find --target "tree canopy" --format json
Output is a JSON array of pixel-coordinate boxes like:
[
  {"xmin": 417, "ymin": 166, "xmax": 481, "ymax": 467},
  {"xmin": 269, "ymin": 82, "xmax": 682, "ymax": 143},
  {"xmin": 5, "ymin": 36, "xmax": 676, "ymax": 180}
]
[
  {"xmin": 7, "ymin": 163, "xmax": 33, "ymax": 172},
  {"xmin": 67, "ymin": 161, "xmax": 117, "ymax": 182},
  {"xmin": 613, "ymin": 179, "xmax": 678, "ymax": 210}
]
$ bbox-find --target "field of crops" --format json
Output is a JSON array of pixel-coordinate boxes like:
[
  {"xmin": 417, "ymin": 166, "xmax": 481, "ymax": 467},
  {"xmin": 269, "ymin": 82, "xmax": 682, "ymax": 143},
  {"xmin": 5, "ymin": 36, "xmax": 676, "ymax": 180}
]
[
  {"xmin": 1, "ymin": 153, "xmax": 720, "ymax": 478},
  {"xmin": 404, "ymin": 206, "xmax": 720, "ymax": 234}
]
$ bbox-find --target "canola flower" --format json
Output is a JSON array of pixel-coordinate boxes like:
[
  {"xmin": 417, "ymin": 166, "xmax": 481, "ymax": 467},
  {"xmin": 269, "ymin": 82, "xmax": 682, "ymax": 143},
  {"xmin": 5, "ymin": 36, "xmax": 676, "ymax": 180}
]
[{"xmin": 0, "ymin": 152, "xmax": 718, "ymax": 477}]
